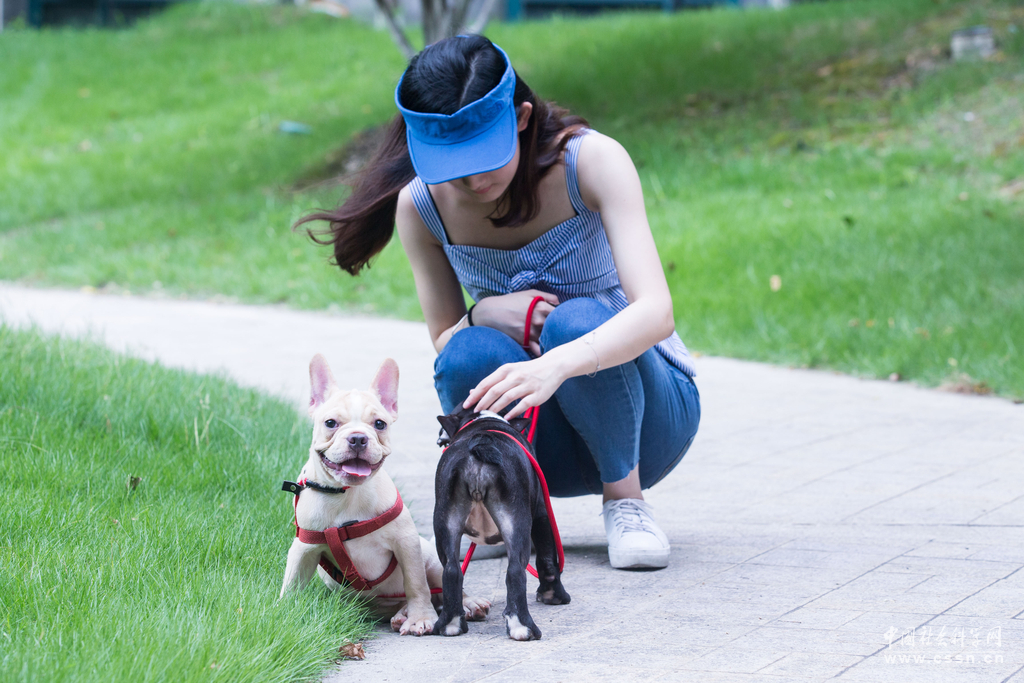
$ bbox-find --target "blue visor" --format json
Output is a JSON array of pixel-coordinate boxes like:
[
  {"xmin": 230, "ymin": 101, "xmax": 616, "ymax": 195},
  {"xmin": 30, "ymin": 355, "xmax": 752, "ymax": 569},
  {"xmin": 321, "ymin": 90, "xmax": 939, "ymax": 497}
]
[{"xmin": 395, "ymin": 42, "xmax": 518, "ymax": 184}]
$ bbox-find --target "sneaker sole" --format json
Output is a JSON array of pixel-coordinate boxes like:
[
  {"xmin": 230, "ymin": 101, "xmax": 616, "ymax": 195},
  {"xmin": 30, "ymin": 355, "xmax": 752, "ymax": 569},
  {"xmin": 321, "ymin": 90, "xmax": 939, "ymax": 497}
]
[{"xmin": 609, "ymin": 548, "xmax": 669, "ymax": 570}]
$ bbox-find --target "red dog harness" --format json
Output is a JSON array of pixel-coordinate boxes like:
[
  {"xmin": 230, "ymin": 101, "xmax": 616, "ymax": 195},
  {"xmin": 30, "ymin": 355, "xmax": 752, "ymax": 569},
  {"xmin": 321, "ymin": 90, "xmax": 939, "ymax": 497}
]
[{"xmin": 283, "ymin": 478, "xmax": 404, "ymax": 591}]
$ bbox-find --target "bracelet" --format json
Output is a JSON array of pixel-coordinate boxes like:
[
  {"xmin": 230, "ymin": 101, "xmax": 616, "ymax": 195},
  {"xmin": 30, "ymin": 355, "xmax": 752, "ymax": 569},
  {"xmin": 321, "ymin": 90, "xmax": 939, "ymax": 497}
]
[
  {"xmin": 454, "ymin": 313, "xmax": 469, "ymax": 333},
  {"xmin": 583, "ymin": 331, "xmax": 601, "ymax": 378},
  {"xmin": 467, "ymin": 304, "xmax": 477, "ymax": 327}
]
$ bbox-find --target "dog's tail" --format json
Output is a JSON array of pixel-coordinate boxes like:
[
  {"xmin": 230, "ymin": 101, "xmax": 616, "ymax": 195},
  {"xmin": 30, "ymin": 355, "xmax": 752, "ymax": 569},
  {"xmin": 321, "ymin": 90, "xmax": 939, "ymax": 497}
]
[{"xmin": 462, "ymin": 439, "xmax": 503, "ymax": 502}]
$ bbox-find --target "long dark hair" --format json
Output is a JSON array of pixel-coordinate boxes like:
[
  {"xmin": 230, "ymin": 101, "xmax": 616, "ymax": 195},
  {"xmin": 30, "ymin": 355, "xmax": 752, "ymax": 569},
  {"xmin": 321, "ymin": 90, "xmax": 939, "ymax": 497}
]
[{"xmin": 297, "ymin": 35, "xmax": 587, "ymax": 276}]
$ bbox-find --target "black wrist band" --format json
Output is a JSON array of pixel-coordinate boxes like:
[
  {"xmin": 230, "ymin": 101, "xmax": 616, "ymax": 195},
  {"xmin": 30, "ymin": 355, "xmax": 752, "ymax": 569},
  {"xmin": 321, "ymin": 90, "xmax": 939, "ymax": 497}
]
[{"xmin": 467, "ymin": 304, "xmax": 477, "ymax": 326}]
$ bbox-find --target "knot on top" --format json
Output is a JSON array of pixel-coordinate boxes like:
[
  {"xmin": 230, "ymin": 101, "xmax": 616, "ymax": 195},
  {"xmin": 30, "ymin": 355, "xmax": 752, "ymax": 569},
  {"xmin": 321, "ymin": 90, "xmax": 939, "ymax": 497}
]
[{"xmin": 510, "ymin": 270, "xmax": 539, "ymax": 291}]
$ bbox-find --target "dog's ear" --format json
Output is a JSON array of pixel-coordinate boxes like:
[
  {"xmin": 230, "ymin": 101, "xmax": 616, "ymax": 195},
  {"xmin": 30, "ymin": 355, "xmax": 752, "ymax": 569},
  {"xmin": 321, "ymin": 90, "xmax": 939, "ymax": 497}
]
[
  {"xmin": 371, "ymin": 358, "xmax": 399, "ymax": 417},
  {"xmin": 437, "ymin": 414, "xmax": 462, "ymax": 441},
  {"xmin": 309, "ymin": 354, "xmax": 337, "ymax": 414},
  {"xmin": 436, "ymin": 425, "xmax": 451, "ymax": 448},
  {"xmin": 508, "ymin": 417, "xmax": 531, "ymax": 435}
]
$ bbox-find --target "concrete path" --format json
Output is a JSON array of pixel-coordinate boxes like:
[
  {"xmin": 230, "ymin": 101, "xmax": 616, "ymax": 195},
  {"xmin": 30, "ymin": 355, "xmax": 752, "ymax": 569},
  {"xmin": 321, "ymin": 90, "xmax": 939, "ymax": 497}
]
[{"xmin": 2, "ymin": 283, "xmax": 1022, "ymax": 682}]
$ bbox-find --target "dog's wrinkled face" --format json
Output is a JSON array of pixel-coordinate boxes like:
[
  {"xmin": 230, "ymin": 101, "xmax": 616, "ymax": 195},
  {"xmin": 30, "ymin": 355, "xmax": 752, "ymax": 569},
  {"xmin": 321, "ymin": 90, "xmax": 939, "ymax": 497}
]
[{"xmin": 307, "ymin": 354, "xmax": 399, "ymax": 486}]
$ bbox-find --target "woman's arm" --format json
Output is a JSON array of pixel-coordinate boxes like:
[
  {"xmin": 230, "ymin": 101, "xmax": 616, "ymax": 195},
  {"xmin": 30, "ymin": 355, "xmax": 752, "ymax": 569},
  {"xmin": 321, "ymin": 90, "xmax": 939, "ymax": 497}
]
[
  {"xmin": 464, "ymin": 133, "xmax": 676, "ymax": 418},
  {"xmin": 572, "ymin": 131, "xmax": 677, "ymax": 364},
  {"xmin": 396, "ymin": 186, "xmax": 560, "ymax": 355},
  {"xmin": 395, "ymin": 186, "xmax": 469, "ymax": 353}
]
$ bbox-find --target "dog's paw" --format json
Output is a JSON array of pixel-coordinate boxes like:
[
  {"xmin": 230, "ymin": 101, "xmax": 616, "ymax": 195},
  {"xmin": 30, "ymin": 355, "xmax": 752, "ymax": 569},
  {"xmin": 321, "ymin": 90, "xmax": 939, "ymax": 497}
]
[
  {"xmin": 536, "ymin": 582, "xmax": 571, "ymax": 605},
  {"xmin": 399, "ymin": 614, "xmax": 434, "ymax": 637},
  {"xmin": 390, "ymin": 605, "xmax": 408, "ymax": 632},
  {"xmin": 462, "ymin": 595, "xmax": 491, "ymax": 621},
  {"xmin": 433, "ymin": 613, "xmax": 468, "ymax": 637},
  {"xmin": 505, "ymin": 614, "xmax": 541, "ymax": 641}
]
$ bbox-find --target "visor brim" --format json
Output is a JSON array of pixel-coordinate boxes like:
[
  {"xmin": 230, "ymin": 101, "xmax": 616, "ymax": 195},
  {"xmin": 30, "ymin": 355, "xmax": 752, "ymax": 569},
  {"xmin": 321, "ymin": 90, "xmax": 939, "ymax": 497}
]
[{"xmin": 407, "ymin": 101, "xmax": 518, "ymax": 185}]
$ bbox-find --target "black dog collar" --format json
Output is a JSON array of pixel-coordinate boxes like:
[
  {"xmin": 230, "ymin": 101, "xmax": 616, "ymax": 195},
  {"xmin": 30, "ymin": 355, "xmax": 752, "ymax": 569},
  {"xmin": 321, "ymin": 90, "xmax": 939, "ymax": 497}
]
[{"xmin": 281, "ymin": 479, "xmax": 349, "ymax": 495}]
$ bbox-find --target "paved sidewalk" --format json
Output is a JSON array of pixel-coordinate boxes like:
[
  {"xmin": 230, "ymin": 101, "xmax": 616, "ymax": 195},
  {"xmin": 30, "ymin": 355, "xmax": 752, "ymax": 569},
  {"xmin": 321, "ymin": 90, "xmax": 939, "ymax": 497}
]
[{"xmin": 2, "ymin": 283, "xmax": 1023, "ymax": 682}]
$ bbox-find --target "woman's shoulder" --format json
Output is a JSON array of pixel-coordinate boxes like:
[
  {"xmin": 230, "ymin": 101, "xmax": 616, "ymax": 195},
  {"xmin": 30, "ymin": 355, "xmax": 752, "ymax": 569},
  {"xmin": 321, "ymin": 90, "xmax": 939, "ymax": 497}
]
[
  {"xmin": 572, "ymin": 131, "xmax": 640, "ymax": 213},
  {"xmin": 395, "ymin": 183, "xmax": 418, "ymax": 225},
  {"xmin": 395, "ymin": 182, "xmax": 441, "ymax": 247},
  {"xmin": 574, "ymin": 129, "xmax": 630, "ymax": 161}
]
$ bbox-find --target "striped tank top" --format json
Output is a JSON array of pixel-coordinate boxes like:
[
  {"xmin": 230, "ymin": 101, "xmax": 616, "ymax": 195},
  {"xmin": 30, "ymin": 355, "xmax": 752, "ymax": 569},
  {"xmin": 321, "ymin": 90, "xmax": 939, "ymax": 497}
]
[{"xmin": 408, "ymin": 130, "xmax": 696, "ymax": 378}]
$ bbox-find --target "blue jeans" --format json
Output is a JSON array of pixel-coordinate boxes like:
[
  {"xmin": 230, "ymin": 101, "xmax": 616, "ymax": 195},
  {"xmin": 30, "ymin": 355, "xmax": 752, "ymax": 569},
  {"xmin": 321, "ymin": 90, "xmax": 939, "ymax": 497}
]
[{"xmin": 433, "ymin": 298, "xmax": 701, "ymax": 498}]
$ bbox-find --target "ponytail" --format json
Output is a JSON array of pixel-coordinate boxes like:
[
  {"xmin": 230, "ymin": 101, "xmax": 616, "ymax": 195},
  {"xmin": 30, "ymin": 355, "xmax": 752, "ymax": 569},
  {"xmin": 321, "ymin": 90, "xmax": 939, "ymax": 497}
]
[{"xmin": 296, "ymin": 115, "xmax": 415, "ymax": 276}]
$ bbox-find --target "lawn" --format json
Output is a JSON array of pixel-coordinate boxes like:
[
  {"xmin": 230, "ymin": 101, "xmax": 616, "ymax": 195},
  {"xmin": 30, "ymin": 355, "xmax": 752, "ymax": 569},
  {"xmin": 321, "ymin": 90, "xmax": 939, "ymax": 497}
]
[
  {"xmin": 0, "ymin": 0, "xmax": 1022, "ymax": 396},
  {"xmin": 0, "ymin": 326, "xmax": 369, "ymax": 682}
]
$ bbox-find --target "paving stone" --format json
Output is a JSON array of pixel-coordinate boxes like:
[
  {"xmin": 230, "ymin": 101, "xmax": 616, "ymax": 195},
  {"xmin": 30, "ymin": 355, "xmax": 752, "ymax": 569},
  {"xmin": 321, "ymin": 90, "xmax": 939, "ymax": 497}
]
[
  {"xmin": 677, "ymin": 645, "xmax": 796, "ymax": 674},
  {"xmin": 745, "ymin": 546, "xmax": 893, "ymax": 573},
  {"xmin": 968, "ymin": 545, "xmax": 1024, "ymax": 563},
  {"xmin": 729, "ymin": 626, "xmax": 880, "ymax": 657},
  {"xmin": 483, "ymin": 664, "xmax": 677, "ymax": 683},
  {"xmin": 770, "ymin": 607, "xmax": 865, "ymax": 631},
  {"xmin": 755, "ymin": 651, "xmax": 863, "ymax": 677},
  {"xmin": 837, "ymin": 610, "xmax": 935, "ymax": 636},
  {"xmin": 946, "ymin": 568, "xmax": 1024, "ymax": 619},
  {"xmin": 972, "ymin": 496, "xmax": 1024, "ymax": 526},
  {"xmin": 906, "ymin": 541, "xmax": 993, "ymax": 560}
]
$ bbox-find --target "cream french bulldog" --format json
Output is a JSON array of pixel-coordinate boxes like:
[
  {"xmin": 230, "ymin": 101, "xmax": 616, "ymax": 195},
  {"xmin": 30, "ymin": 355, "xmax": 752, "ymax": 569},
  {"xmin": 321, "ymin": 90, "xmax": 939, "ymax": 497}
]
[{"xmin": 279, "ymin": 354, "xmax": 489, "ymax": 635}]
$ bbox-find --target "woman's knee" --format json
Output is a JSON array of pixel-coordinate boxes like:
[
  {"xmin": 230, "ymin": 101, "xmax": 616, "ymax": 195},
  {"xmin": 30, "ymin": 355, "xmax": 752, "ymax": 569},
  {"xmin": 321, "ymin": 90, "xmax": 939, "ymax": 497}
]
[
  {"xmin": 540, "ymin": 298, "xmax": 614, "ymax": 350},
  {"xmin": 639, "ymin": 375, "xmax": 701, "ymax": 489},
  {"xmin": 435, "ymin": 326, "xmax": 523, "ymax": 378},
  {"xmin": 435, "ymin": 327, "xmax": 526, "ymax": 412}
]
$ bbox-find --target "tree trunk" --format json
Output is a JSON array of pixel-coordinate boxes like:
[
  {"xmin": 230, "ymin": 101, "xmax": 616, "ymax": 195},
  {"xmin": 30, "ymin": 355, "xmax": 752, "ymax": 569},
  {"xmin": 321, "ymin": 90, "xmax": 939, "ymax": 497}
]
[
  {"xmin": 374, "ymin": 0, "xmax": 416, "ymax": 60},
  {"xmin": 379, "ymin": 0, "xmax": 497, "ymax": 56}
]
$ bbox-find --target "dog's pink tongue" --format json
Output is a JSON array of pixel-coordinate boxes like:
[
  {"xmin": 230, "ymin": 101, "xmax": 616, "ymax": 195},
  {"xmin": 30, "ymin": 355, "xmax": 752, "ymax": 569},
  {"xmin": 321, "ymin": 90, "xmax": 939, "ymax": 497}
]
[{"xmin": 341, "ymin": 459, "xmax": 371, "ymax": 477}]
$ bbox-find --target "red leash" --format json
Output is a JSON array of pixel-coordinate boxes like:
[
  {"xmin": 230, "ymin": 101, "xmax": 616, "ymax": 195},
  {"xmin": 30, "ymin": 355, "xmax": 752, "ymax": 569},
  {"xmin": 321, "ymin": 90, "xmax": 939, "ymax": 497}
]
[
  {"xmin": 522, "ymin": 295, "xmax": 544, "ymax": 350},
  {"xmin": 462, "ymin": 295, "xmax": 565, "ymax": 578},
  {"xmin": 507, "ymin": 420, "xmax": 565, "ymax": 577}
]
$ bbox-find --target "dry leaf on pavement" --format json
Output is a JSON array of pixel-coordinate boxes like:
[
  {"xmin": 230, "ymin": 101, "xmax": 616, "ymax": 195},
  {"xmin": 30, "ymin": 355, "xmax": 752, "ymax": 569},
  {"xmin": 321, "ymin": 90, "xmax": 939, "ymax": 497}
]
[{"xmin": 338, "ymin": 642, "xmax": 365, "ymax": 660}]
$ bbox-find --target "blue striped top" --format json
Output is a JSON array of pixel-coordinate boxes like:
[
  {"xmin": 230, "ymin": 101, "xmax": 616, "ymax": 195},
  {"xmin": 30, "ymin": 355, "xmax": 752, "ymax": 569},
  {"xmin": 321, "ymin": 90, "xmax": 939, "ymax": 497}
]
[{"xmin": 408, "ymin": 130, "xmax": 696, "ymax": 378}]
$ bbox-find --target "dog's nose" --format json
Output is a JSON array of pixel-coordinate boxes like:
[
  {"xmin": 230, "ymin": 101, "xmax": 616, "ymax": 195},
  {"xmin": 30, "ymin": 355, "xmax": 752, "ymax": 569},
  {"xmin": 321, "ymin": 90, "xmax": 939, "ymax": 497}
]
[{"xmin": 348, "ymin": 433, "xmax": 368, "ymax": 450}]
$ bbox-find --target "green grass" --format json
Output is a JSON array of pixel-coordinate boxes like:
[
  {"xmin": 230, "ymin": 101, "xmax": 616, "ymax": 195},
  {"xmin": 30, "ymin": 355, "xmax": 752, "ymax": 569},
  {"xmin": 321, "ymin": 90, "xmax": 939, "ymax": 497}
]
[
  {"xmin": 0, "ymin": 4, "xmax": 418, "ymax": 315},
  {"xmin": 1, "ymin": 0, "xmax": 1022, "ymax": 396},
  {"xmin": 0, "ymin": 326, "xmax": 370, "ymax": 682}
]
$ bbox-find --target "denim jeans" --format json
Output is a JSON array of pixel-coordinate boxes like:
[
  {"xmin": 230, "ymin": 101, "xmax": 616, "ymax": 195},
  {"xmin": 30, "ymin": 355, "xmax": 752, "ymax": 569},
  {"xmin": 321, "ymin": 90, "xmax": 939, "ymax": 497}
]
[{"xmin": 433, "ymin": 298, "xmax": 701, "ymax": 498}]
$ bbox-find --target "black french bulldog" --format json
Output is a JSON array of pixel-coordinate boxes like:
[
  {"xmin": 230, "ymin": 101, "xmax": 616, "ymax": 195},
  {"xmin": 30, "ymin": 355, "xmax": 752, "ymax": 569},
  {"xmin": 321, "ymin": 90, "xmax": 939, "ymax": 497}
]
[{"xmin": 432, "ymin": 407, "xmax": 570, "ymax": 641}]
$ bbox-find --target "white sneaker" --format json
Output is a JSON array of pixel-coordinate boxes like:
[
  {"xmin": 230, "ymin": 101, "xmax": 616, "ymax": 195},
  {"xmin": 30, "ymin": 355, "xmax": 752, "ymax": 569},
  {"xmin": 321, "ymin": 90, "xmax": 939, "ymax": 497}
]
[{"xmin": 602, "ymin": 499, "xmax": 670, "ymax": 570}]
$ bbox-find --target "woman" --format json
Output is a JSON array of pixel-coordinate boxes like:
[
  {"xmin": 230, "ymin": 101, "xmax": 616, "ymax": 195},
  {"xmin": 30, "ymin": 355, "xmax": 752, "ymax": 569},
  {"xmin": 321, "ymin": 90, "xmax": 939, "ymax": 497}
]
[{"xmin": 300, "ymin": 35, "xmax": 699, "ymax": 570}]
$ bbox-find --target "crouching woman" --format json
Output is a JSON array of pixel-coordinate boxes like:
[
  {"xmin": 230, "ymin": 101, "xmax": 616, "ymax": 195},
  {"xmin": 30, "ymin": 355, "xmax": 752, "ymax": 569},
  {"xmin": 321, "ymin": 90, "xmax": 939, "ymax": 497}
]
[{"xmin": 299, "ymin": 35, "xmax": 700, "ymax": 570}]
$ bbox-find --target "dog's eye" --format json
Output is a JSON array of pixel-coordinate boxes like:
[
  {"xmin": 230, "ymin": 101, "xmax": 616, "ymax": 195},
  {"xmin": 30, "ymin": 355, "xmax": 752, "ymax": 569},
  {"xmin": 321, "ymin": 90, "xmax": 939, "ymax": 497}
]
[
  {"xmin": 324, "ymin": 419, "xmax": 338, "ymax": 429},
  {"xmin": 374, "ymin": 419, "xmax": 387, "ymax": 431}
]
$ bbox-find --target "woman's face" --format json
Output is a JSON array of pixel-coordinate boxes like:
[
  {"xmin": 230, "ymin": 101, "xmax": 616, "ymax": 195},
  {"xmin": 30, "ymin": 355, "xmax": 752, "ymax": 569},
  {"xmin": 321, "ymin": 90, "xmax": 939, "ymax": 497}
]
[
  {"xmin": 447, "ymin": 102, "xmax": 533, "ymax": 205},
  {"xmin": 451, "ymin": 144, "xmax": 520, "ymax": 203}
]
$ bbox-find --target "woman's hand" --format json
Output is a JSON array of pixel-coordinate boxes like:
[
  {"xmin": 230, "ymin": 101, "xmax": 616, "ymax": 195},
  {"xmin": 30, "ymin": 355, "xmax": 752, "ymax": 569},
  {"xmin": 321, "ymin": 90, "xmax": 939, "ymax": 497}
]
[
  {"xmin": 463, "ymin": 351, "xmax": 570, "ymax": 419},
  {"xmin": 470, "ymin": 289, "xmax": 559, "ymax": 356}
]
